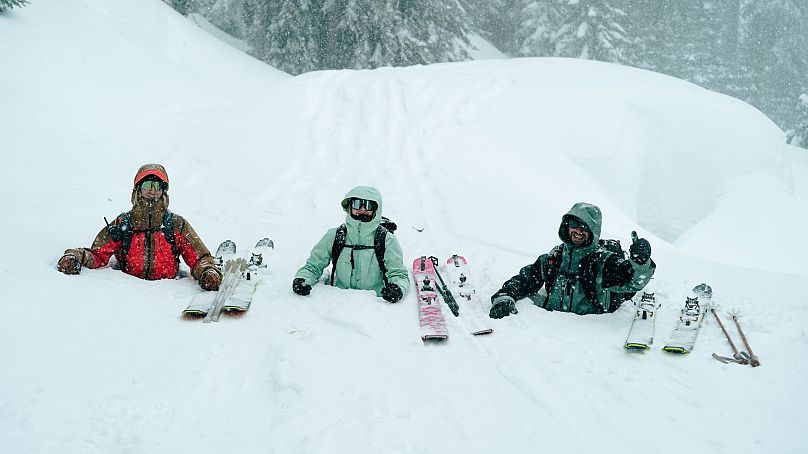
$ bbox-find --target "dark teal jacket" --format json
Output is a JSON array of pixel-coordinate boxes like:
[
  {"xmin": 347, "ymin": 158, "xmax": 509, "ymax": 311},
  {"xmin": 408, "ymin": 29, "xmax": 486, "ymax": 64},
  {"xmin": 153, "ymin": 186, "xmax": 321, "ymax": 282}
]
[{"xmin": 493, "ymin": 203, "xmax": 655, "ymax": 315}]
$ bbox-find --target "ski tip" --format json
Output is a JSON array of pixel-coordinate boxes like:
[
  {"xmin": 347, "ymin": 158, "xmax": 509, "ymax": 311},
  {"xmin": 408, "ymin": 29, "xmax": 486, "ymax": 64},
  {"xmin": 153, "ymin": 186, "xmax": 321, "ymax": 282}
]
[
  {"xmin": 216, "ymin": 239, "xmax": 237, "ymax": 255},
  {"xmin": 448, "ymin": 254, "xmax": 468, "ymax": 265},
  {"xmin": 692, "ymin": 283, "xmax": 713, "ymax": 298}
]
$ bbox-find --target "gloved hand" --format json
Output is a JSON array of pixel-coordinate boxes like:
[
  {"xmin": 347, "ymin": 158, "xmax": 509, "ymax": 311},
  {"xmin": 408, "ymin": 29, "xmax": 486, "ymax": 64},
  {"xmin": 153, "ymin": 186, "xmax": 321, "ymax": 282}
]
[
  {"xmin": 381, "ymin": 283, "xmax": 403, "ymax": 303},
  {"xmin": 199, "ymin": 269, "xmax": 221, "ymax": 291},
  {"xmin": 57, "ymin": 254, "xmax": 81, "ymax": 275},
  {"xmin": 489, "ymin": 294, "xmax": 517, "ymax": 319},
  {"xmin": 629, "ymin": 231, "xmax": 652, "ymax": 264},
  {"xmin": 292, "ymin": 277, "xmax": 312, "ymax": 296}
]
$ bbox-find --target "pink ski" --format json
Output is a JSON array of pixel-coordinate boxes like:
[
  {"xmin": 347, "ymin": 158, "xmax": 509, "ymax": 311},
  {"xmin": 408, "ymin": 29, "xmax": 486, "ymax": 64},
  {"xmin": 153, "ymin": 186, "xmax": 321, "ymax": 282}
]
[{"xmin": 413, "ymin": 256, "xmax": 448, "ymax": 341}]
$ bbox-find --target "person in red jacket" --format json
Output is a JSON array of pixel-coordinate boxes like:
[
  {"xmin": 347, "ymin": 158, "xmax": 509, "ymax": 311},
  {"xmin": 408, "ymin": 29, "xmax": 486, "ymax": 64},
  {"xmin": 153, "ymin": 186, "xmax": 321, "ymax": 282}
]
[{"xmin": 57, "ymin": 164, "xmax": 221, "ymax": 290}]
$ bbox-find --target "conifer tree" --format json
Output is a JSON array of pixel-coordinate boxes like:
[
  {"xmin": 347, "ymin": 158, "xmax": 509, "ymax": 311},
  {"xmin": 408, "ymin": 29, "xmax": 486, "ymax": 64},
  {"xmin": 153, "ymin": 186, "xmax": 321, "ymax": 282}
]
[
  {"xmin": 513, "ymin": 1, "xmax": 559, "ymax": 57},
  {"xmin": 795, "ymin": 94, "xmax": 808, "ymax": 148},
  {"xmin": 0, "ymin": 0, "xmax": 29, "ymax": 13},
  {"xmin": 248, "ymin": 0, "xmax": 324, "ymax": 74},
  {"xmin": 552, "ymin": 0, "xmax": 631, "ymax": 63}
]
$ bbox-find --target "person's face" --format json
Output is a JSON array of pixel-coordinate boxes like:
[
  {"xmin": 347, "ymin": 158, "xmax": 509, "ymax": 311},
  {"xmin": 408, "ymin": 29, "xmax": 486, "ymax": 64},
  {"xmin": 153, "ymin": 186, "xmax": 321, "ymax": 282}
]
[
  {"xmin": 568, "ymin": 226, "xmax": 591, "ymax": 246},
  {"xmin": 349, "ymin": 198, "xmax": 377, "ymax": 222},
  {"xmin": 567, "ymin": 217, "xmax": 591, "ymax": 246},
  {"xmin": 139, "ymin": 180, "xmax": 164, "ymax": 201}
]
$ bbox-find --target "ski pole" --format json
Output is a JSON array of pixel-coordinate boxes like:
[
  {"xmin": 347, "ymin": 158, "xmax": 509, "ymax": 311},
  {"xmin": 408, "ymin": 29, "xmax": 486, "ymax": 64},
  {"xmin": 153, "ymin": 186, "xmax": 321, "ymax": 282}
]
[
  {"xmin": 732, "ymin": 315, "xmax": 760, "ymax": 367},
  {"xmin": 711, "ymin": 308, "xmax": 748, "ymax": 365},
  {"xmin": 428, "ymin": 256, "xmax": 460, "ymax": 317}
]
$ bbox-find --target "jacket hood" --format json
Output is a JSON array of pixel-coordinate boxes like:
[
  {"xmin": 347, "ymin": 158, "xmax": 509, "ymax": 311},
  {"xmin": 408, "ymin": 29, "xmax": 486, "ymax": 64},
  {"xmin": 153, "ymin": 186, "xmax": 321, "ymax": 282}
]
[
  {"xmin": 558, "ymin": 202, "xmax": 602, "ymax": 247},
  {"xmin": 341, "ymin": 186, "xmax": 383, "ymax": 232},
  {"xmin": 131, "ymin": 164, "xmax": 169, "ymax": 206},
  {"xmin": 134, "ymin": 164, "xmax": 169, "ymax": 188}
]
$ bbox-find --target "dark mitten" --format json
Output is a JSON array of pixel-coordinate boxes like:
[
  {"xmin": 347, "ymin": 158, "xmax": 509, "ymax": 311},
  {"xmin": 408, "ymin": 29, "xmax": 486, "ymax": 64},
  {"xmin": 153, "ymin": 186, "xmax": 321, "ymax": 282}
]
[
  {"xmin": 57, "ymin": 254, "xmax": 81, "ymax": 275},
  {"xmin": 292, "ymin": 277, "xmax": 312, "ymax": 296},
  {"xmin": 381, "ymin": 283, "xmax": 403, "ymax": 303},
  {"xmin": 489, "ymin": 295, "xmax": 517, "ymax": 319},
  {"xmin": 629, "ymin": 236, "xmax": 652, "ymax": 264},
  {"xmin": 199, "ymin": 269, "xmax": 221, "ymax": 291}
]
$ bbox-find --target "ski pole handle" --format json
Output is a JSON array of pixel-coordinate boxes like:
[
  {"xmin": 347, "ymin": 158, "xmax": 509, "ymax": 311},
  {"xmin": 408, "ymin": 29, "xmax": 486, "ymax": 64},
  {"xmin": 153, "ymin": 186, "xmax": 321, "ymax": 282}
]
[{"xmin": 631, "ymin": 231, "xmax": 639, "ymax": 243}]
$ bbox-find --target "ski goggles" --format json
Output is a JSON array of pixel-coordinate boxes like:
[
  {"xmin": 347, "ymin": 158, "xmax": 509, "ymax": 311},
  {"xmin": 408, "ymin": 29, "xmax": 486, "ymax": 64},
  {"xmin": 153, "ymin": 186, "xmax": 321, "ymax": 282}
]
[
  {"xmin": 567, "ymin": 217, "xmax": 590, "ymax": 232},
  {"xmin": 349, "ymin": 198, "xmax": 378, "ymax": 211},
  {"xmin": 140, "ymin": 180, "xmax": 166, "ymax": 191}
]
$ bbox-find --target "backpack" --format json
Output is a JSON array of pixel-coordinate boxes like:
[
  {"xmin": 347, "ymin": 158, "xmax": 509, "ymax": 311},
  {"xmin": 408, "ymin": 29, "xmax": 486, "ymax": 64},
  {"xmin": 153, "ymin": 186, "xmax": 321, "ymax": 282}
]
[
  {"xmin": 330, "ymin": 216, "xmax": 397, "ymax": 286},
  {"xmin": 109, "ymin": 209, "xmax": 181, "ymax": 271},
  {"xmin": 543, "ymin": 238, "xmax": 634, "ymax": 313}
]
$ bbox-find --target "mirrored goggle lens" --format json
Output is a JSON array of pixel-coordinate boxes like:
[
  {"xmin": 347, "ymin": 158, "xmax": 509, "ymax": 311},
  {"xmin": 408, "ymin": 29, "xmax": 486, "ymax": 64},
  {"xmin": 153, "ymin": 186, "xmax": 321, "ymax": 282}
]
[
  {"xmin": 350, "ymin": 198, "xmax": 378, "ymax": 211},
  {"xmin": 141, "ymin": 180, "xmax": 165, "ymax": 190}
]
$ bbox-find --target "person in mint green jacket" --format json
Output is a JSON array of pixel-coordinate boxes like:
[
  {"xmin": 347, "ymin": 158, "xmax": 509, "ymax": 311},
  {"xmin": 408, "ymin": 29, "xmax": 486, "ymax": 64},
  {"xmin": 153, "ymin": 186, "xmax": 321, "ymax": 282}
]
[
  {"xmin": 490, "ymin": 202, "xmax": 656, "ymax": 317},
  {"xmin": 292, "ymin": 186, "xmax": 410, "ymax": 303}
]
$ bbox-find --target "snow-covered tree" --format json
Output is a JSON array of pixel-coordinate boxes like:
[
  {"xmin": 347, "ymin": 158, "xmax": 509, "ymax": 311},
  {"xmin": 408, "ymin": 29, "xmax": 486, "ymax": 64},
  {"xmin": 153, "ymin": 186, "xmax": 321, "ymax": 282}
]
[
  {"xmin": 247, "ymin": 0, "xmax": 323, "ymax": 74},
  {"xmin": 794, "ymin": 94, "xmax": 808, "ymax": 148},
  {"xmin": 459, "ymin": 0, "xmax": 520, "ymax": 54},
  {"xmin": 552, "ymin": 0, "xmax": 632, "ymax": 62},
  {"xmin": 741, "ymin": 0, "xmax": 808, "ymax": 130},
  {"xmin": 513, "ymin": 1, "xmax": 559, "ymax": 57},
  {"xmin": 0, "ymin": 0, "xmax": 29, "ymax": 12},
  {"xmin": 244, "ymin": 0, "xmax": 470, "ymax": 74}
]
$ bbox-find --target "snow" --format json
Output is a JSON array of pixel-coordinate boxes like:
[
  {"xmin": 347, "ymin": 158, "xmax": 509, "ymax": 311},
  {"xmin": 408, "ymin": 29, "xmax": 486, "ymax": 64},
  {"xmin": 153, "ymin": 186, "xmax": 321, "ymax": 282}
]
[{"xmin": 2, "ymin": 1, "xmax": 807, "ymax": 453}]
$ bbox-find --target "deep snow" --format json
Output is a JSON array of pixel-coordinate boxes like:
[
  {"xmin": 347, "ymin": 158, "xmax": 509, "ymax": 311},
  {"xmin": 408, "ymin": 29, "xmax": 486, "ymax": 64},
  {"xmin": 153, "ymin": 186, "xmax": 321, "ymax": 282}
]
[{"xmin": 1, "ymin": 1, "xmax": 806, "ymax": 453}]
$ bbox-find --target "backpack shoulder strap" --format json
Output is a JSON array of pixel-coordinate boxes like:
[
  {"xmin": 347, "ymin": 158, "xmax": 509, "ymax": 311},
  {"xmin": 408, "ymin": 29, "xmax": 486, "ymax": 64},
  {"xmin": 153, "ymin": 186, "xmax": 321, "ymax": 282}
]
[
  {"xmin": 162, "ymin": 209, "xmax": 181, "ymax": 264},
  {"xmin": 118, "ymin": 212, "xmax": 133, "ymax": 270},
  {"xmin": 374, "ymin": 226, "xmax": 389, "ymax": 285},
  {"xmin": 330, "ymin": 224, "xmax": 348, "ymax": 286}
]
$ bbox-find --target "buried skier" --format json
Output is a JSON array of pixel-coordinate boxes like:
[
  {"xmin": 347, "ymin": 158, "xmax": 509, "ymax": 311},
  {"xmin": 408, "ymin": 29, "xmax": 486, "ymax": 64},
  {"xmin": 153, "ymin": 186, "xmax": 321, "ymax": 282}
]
[
  {"xmin": 292, "ymin": 186, "xmax": 409, "ymax": 303},
  {"xmin": 489, "ymin": 202, "xmax": 655, "ymax": 318},
  {"xmin": 56, "ymin": 164, "xmax": 222, "ymax": 291}
]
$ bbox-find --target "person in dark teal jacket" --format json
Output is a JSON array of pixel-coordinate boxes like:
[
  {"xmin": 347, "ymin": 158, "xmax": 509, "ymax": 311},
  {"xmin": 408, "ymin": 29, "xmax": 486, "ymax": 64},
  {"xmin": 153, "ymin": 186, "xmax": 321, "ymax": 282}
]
[
  {"xmin": 490, "ymin": 202, "xmax": 655, "ymax": 317},
  {"xmin": 292, "ymin": 186, "xmax": 409, "ymax": 303}
]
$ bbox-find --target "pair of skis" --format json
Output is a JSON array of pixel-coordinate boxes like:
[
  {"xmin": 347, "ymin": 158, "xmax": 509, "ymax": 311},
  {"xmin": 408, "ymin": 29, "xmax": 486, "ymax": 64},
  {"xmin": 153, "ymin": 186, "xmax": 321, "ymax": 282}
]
[
  {"xmin": 624, "ymin": 283, "xmax": 712, "ymax": 354},
  {"xmin": 711, "ymin": 309, "xmax": 761, "ymax": 367},
  {"xmin": 413, "ymin": 255, "xmax": 493, "ymax": 342},
  {"xmin": 182, "ymin": 238, "xmax": 273, "ymax": 321}
]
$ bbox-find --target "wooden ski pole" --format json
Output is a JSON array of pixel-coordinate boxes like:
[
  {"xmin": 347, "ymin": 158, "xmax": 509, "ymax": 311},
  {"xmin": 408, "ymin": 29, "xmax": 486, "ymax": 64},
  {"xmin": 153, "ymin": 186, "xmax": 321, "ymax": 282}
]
[
  {"xmin": 711, "ymin": 308, "xmax": 748, "ymax": 365},
  {"xmin": 731, "ymin": 315, "xmax": 760, "ymax": 367}
]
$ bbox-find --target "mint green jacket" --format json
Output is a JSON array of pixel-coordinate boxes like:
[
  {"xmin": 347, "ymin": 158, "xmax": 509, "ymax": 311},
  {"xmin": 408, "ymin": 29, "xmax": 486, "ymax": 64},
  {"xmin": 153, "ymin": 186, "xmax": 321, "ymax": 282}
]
[{"xmin": 295, "ymin": 186, "xmax": 410, "ymax": 297}]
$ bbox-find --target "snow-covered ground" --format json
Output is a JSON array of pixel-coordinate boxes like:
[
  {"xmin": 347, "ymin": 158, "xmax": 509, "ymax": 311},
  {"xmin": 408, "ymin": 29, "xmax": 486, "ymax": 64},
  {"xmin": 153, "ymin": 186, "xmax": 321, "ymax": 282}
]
[{"xmin": 1, "ymin": 1, "xmax": 806, "ymax": 453}]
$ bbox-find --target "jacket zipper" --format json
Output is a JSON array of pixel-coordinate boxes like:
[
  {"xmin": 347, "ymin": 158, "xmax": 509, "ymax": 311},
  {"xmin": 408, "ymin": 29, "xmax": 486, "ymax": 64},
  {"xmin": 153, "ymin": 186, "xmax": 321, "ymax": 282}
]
[
  {"xmin": 350, "ymin": 223, "xmax": 361, "ymax": 287},
  {"xmin": 564, "ymin": 247, "xmax": 574, "ymax": 313},
  {"xmin": 145, "ymin": 203, "xmax": 154, "ymax": 279}
]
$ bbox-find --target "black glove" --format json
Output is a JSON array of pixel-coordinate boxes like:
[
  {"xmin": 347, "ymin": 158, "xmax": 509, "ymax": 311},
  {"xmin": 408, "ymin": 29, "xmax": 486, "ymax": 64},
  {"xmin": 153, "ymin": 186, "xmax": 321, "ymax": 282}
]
[
  {"xmin": 489, "ymin": 295, "xmax": 517, "ymax": 319},
  {"xmin": 381, "ymin": 283, "xmax": 403, "ymax": 303},
  {"xmin": 292, "ymin": 278, "xmax": 312, "ymax": 296},
  {"xmin": 629, "ymin": 231, "xmax": 652, "ymax": 264}
]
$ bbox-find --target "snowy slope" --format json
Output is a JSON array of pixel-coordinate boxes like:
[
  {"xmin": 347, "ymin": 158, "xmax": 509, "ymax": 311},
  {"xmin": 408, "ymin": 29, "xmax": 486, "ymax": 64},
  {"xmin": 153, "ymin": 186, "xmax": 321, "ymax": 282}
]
[{"xmin": 1, "ymin": 1, "xmax": 807, "ymax": 454}]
